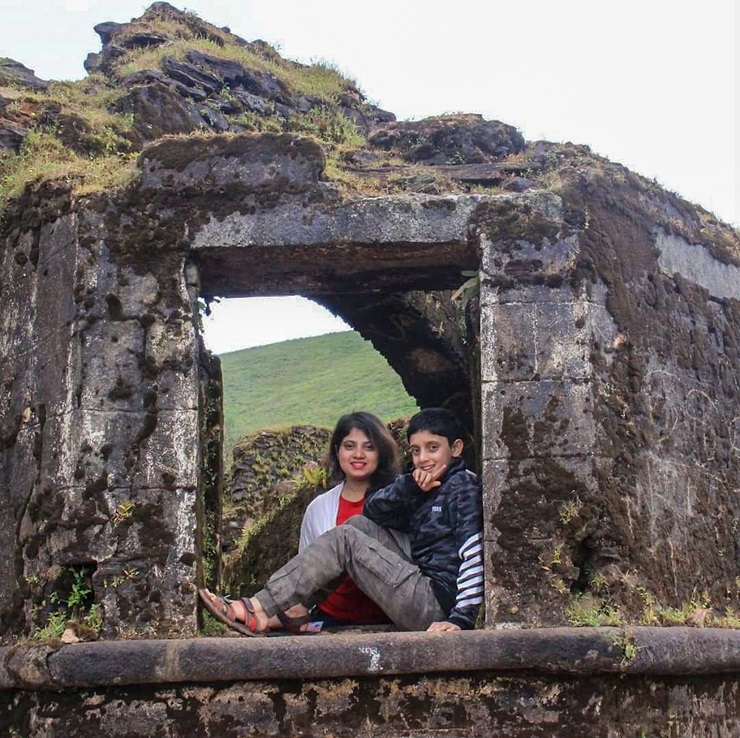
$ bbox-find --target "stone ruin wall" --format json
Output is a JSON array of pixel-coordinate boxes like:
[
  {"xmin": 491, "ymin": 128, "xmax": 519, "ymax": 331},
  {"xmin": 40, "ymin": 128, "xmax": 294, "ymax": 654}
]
[
  {"xmin": 480, "ymin": 174, "xmax": 740, "ymax": 625},
  {"xmin": 0, "ymin": 181, "xmax": 209, "ymax": 637},
  {"xmin": 0, "ymin": 132, "xmax": 738, "ymax": 641}
]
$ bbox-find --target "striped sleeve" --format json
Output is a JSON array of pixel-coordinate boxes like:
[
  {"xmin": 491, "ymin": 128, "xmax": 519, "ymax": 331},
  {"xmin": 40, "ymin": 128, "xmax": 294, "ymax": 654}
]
[{"xmin": 446, "ymin": 531, "xmax": 483, "ymax": 628}]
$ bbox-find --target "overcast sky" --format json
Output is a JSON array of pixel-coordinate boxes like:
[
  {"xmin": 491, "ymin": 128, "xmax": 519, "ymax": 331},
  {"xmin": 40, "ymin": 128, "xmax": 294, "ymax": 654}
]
[{"xmin": 3, "ymin": 0, "xmax": 737, "ymax": 352}]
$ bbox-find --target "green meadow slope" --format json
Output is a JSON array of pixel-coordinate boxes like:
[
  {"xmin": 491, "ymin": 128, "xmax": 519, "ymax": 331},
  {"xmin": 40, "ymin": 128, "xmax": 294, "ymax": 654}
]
[{"xmin": 219, "ymin": 331, "xmax": 418, "ymax": 453}]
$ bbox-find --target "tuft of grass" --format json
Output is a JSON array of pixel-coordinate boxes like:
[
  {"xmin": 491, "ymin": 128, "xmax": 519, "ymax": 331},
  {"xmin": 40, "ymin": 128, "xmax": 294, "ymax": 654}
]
[
  {"xmin": 200, "ymin": 610, "xmax": 229, "ymax": 636},
  {"xmin": 45, "ymin": 75, "xmax": 128, "ymax": 111},
  {"xmin": 0, "ymin": 130, "xmax": 137, "ymax": 210},
  {"xmin": 114, "ymin": 38, "xmax": 354, "ymax": 102},
  {"xmin": 32, "ymin": 611, "xmax": 67, "ymax": 642},
  {"xmin": 609, "ymin": 629, "xmax": 641, "ymax": 666},
  {"xmin": 290, "ymin": 106, "xmax": 365, "ymax": 147},
  {"xmin": 112, "ymin": 500, "xmax": 135, "ymax": 525},
  {"xmin": 714, "ymin": 608, "xmax": 740, "ymax": 629},
  {"xmin": 558, "ymin": 497, "xmax": 583, "ymax": 525},
  {"xmin": 565, "ymin": 594, "xmax": 625, "ymax": 627},
  {"xmin": 32, "ymin": 566, "xmax": 103, "ymax": 641},
  {"xmin": 228, "ymin": 110, "xmax": 283, "ymax": 134}
]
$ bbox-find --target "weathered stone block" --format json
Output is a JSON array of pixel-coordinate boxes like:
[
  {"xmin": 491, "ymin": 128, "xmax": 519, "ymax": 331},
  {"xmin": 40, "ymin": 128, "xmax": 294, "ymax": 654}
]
[
  {"xmin": 480, "ymin": 232, "xmax": 579, "ymax": 284},
  {"xmin": 144, "ymin": 318, "xmax": 197, "ymax": 376},
  {"xmin": 132, "ymin": 409, "xmax": 200, "ymax": 489},
  {"xmin": 482, "ymin": 379, "xmax": 596, "ymax": 460},
  {"xmin": 483, "ymin": 456, "xmax": 601, "ymax": 626},
  {"xmin": 77, "ymin": 320, "xmax": 146, "ymax": 410},
  {"xmin": 480, "ymin": 301, "xmax": 593, "ymax": 382},
  {"xmin": 138, "ymin": 133, "xmax": 325, "ymax": 191}
]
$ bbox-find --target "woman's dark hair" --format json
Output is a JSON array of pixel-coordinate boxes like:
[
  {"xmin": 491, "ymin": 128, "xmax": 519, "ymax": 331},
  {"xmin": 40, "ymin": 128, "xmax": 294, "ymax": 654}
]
[{"xmin": 325, "ymin": 411, "xmax": 400, "ymax": 490}]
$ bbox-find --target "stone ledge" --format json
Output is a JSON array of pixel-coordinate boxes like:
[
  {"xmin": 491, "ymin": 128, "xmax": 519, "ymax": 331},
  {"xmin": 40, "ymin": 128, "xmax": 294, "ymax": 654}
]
[{"xmin": 1, "ymin": 627, "xmax": 738, "ymax": 690}]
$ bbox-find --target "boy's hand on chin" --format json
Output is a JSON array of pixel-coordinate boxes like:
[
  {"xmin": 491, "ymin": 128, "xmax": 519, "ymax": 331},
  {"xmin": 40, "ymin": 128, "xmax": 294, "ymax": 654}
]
[
  {"xmin": 427, "ymin": 621, "xmax": 461, "ymax": 633},
  {"xmin": 413, "ymin": 464, "xmax": 447, "ymax": 492}
]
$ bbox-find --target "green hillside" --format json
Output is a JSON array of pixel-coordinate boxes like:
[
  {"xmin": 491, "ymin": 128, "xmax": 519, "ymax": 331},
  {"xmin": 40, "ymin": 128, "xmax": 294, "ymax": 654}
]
[{"xmin": 219, "ymin": 331, "xmax": 419, "ymax": 454}]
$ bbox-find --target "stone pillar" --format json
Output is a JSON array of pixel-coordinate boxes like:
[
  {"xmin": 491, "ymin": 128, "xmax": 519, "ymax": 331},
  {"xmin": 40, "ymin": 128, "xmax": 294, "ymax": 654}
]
[
  {"xmin": 479, "ymin": 196, "xmax": 614, "ymax": 625},
  {"xmin": 1, "ymin": 195, "xmax": 204, "ymax": 638}
]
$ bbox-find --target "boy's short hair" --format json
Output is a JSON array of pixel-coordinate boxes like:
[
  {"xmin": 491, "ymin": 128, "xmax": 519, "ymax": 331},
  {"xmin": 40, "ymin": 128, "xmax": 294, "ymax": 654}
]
[{"xmin": 407, "ymin": 407, "xmax": 465, "ymax": 445}]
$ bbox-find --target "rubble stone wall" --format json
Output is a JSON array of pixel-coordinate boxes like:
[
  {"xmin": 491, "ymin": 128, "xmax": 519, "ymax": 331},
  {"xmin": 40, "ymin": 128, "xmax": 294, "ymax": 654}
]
[{"xmin": 2, "ymin": 672, "xmax": 737, "ymax": 737}]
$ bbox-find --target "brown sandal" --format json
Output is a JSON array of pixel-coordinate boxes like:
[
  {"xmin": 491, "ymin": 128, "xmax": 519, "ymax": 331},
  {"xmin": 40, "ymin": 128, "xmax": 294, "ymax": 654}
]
[
  {"xmin": 198, "ymin": 588, "xmax": 265, "ymax": 637},
  {"xmin": 276, "ymin": 610, "xmax": 313, "ymax": 634}
]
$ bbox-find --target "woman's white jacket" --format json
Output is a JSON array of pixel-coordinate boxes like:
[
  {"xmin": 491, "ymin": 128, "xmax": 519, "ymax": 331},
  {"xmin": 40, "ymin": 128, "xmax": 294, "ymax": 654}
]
[{"xmin": 299, "ymin": 482, "xmax": 344, "ymax": 552}]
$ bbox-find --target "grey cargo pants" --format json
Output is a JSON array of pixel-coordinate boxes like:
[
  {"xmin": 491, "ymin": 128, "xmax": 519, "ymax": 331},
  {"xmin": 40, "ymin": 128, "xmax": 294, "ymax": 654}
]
[{"xmin": 254, "ymin": 515, "xmax": 445, "ymax": 631}]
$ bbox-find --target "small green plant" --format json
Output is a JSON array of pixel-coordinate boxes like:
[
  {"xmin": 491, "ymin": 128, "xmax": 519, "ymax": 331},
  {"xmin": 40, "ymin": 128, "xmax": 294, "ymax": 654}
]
[
  {"xmin": 469, "ymin": 184, "xmax": 504, "ymax": 195},
  {"xmin": 609, "ymin": 629, "xmax": 641, "ymax": 667},
  {"xmin": 84, "ymin": 603, "xmax": 104, "ymax": 633},
  {"xmin": 566, "ymin": 594, "xmax": 625, "ymax": 627},
  {"xmin": 32, "ymin": 611, "xmax": 68, "ymax": 642},
  {"xmin": 590, "ymin": 572, "xmax": 608, "ymax": 593},
  {"xmin": 290, "ymin": 106, "xmax": 365, "ymax": 147},
  {"xmin": 66, "ymin": 568, "xmax": 92, "ymax": 611},
  {"xmin": 201, "ymin": 610, "xmax": 229, "ymax": 636},
  {"xmin": 113, "ymin": 500, "xmax": 135, "ymax": 525},
  {"xmin": 646, "ymin": 592, "xmax": 712, "ymax": 627},
  {"xmin": 228, "ymin": 110, "xmax": 283, "ymax": 133},
  {"xmin": 539, "ymin": 542, "xmax": 564, "ymax": 570},
  {"xmin": 32, "ymin": 566, "xmax": 103, "ymax": 640},
  {"xmin": 558, "ymin": 497, "xmax": 582, "ymax": 525},
  {"xmin": 714, "ymin": 608, "xmax": 740, "ymax": 628},
  {"xmin": 302, "ymin": 464, "xmax": 328, "ymax": 489}
]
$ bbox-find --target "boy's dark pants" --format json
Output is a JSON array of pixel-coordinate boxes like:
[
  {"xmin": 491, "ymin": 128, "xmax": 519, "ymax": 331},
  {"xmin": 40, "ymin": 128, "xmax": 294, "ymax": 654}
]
[{"xmin": 254, "ymin": 515, "xmax": 445, "ymax": 631}]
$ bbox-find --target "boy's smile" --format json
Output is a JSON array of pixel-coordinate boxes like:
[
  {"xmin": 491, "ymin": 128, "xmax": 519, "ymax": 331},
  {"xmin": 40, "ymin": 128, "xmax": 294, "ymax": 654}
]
[{"xmin": 408, "ymin": 430, "xmax": 463, "ymax": 477}]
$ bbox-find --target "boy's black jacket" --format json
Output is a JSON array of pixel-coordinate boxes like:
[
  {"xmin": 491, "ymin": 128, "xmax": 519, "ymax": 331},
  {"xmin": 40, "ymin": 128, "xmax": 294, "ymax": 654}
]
[{"xmin": 363, "ymin": 456, "xmax": 483, "ymax": 628}]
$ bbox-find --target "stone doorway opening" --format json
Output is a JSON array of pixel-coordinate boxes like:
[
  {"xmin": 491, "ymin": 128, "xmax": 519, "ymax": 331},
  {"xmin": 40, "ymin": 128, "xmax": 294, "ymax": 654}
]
[{"xmin": 191, "ymin": 252, "xmax": 483, "ymax": 599}]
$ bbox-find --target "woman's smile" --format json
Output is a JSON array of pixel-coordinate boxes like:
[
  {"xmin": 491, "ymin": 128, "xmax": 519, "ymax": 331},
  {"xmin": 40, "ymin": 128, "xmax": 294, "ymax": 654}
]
[{"xmin": 338, "ymin": 428, "xmax": 379, "ymax": 482}]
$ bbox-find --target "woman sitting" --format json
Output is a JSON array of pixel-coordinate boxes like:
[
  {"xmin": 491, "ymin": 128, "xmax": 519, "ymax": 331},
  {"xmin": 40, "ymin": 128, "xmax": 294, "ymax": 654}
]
[{"xmin": 271, "ymin": 411, "xmax": 401, "ymax": 631}]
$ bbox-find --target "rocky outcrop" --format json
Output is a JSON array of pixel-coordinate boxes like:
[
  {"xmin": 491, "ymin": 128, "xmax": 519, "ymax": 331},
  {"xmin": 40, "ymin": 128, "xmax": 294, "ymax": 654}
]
[
  {"xmin": 0, "ymin": 60, "xmax": 48, "ymax": 152},
  {"xmin": 368, "ymin": 113, "xmax": 525, "ymax": 165},
  {"xmin": 224, "ymin": 425, "xmax": 330, "ymax": 551},
  {"xmin": 0, "ymin": 59, "xmax": 48, "ymax": 90},
  {"xmin": 82, "ymin": 2, "xmax": 395, "ymax": 145}
]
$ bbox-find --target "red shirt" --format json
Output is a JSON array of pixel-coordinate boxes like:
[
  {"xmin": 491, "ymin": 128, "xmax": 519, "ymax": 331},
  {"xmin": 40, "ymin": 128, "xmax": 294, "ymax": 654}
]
[{"xmin": 316, "ymin": 495, "xmax": 389, "ymax": 623}]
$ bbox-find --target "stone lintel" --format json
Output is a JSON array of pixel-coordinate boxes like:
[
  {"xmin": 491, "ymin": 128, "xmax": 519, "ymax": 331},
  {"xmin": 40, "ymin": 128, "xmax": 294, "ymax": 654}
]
[
  {"xmin": 1, "ymin": 628, "xmax": 738, "ymax": 690},
  {"xmin": 191, "ymin": 192, "xmax": 563, "ymax": 296}
]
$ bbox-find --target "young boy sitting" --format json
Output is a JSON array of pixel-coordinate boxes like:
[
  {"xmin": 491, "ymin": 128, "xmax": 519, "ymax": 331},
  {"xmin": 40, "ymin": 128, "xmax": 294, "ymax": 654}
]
[{"xmin": 200, "ymin": 407, "xmax": 483, "ymax": 634}]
